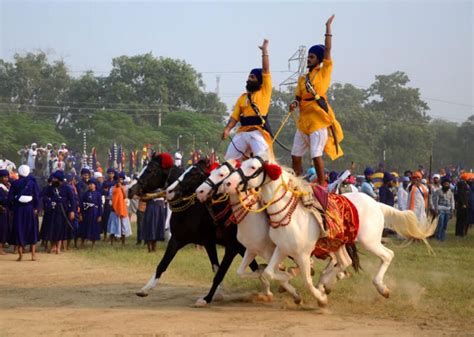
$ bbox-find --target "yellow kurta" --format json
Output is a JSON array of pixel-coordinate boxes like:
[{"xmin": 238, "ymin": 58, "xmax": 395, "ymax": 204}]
[
  {"xmin": 295, "ymin": 59, "xmax": 344, "ymax": 160},
  {"xmin": 231, "ymin": 72, "xmax": 273, "ymax": 146}
]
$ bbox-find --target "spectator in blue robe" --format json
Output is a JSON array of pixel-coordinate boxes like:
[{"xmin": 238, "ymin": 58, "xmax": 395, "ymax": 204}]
[
  {"xmin": 8, "ymin": 165, "xmax": 40, "ymax": 261},
  {"xmin": 78, "ymin": 179, "xmax": 102, "ymax": 248},
  {"xmin": 43, "ymin": 170, "xmax": 76, "ymax": 254}
]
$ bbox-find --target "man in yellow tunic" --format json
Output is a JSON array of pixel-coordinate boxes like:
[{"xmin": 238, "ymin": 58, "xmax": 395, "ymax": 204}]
[
  {"xmin": 290, "ymin": 15, "xmax": 343, "ymax": 185},
  {"xmin": 222, "ymin": 39, "xmax": 273, "ymax": 160}
]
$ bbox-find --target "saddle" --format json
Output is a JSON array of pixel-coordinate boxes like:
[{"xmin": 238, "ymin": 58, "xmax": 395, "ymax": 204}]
[
  {"xmin": 299, "ymin": 183, "xmax": 360, "ymax": 259},
  {"xmin": 299, "ymin": 183, "xmax": 328, "ymax": 237}
]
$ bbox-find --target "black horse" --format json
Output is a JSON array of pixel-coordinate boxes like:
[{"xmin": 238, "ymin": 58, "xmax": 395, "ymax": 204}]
[{"xmin": 129, "ymin": 154, "xmax": 259, "ymax": 306}]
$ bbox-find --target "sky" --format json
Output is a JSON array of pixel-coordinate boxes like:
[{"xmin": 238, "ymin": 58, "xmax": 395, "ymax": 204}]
[{"xmin": 0, "ymin": 0, "xmax": 472, "ymax": 123}]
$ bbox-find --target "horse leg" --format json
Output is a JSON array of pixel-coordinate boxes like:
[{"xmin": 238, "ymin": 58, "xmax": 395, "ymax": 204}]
[
  {"xmin": 262, "ymin": 246, "xmax": 293, "ymax": 283},
  {"xmin": 203, "ymin": 242, "xmax": 220, "ymax": 273},
  {"xmin": 136, "ymin": 237, "xmax": 185, "ymax": 297},
  {"xmin": 235, "ymin": 249, "xmax": 273, "ymax": 297},
  {"xmin": 294, "ymin": 254, "xmax": 328, "ymax": 307},
  {"xmin": 317, "ymin": 246, "xmax": 352, "ymax": 295},
  {"xmin": 196, "ymin": 245, "xmax": 239, "ymax": 307},
  {"xmin": 317, "ymin": 253, "xmax": 338, "ymax": 294},
  {"xmin": 360, "ymin": 240, "xmax": 394, "ymax": 298}
]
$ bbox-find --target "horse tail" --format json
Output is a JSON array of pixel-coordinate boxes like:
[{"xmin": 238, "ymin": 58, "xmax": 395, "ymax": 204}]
[
  {"xmin": 346, "ymin": 243, "xmax": 362, "ymax": 273},
  {"xmin": 378, "ymin": 203, "xmax": 437, "ymax": 255}
]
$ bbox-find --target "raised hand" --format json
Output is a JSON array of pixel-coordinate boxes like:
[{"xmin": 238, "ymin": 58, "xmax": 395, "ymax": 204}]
[
  {"xmin": 258, "ymin": 39, "xmax": 269, "ymax": 52},
  {"xmin": 326, "ymin": 14, "xmax": 335, "ymax": 27}
]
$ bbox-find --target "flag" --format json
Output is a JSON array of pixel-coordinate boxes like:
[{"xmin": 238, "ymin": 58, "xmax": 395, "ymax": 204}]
[
  {"xmin": 117, "ymin": 144, "xmax": 123, "ymax": 171},
  {"xmin": 91, "ymin": 147, "xmax": 97, "ymax": 171}
]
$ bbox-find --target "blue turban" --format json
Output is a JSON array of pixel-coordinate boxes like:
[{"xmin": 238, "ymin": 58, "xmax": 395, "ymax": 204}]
[
  {"xmin": 118, "ymin": 171, "xmax": 126, "ymax": 179},
  {"xmin": 308, "ymin": 45, "xmax": 325, "ymax": 63},
  {"xmin": 441, "ymin": 177, "xmax": 451, "ymax": 185},
  {"xmin": 87, "ymin": 179, "xmax": 98, "ymax": 186},
  {"xmin": 383, "ymin": 172, "xmax": 394, "ymax": 183},
  {"xmin": 53, "ymin": 170, "xmax": 65, "ymax": 181},
  {"xmin": 329, "ymin": 171, "xmax": 339, "ymax": 184},
  {"xmin": 250, "ymin": 68, "xmax": 263, "ymax": 85},
  {"xmin": 0, "ymin": 169, "xmax": 9, "ymax": 177},
  {"xmin": 106, "ymin": 167, "xmax": 115, "ymax": 174},
  {"xmin": 402, "ymin": 176, "xmax": 410, "ymax": 183},
  {"xmin": 306, "ymin": 167, "xmax": 316, "ymax": 177},
  {"xmin": 364, "ymin": 167, "xmax": 374, "ymax": 177},
  {"xmin": 81, "ymin": 167, "xmax": 91, "ymax": 176},
  {"xmin": 66, "ymin": 173, "xmax": 76, "ymax": 183},
  {"xmin": 81, "ymin": 168, "xmax": 91, "ymax": 175}
]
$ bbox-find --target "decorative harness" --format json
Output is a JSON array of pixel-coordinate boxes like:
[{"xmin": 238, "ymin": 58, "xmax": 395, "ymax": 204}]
[
  {"xmin": 167, "ymin": 164, "xmax": 208, "ymax": 212},
  {"xmin": 233, "ymin": 158, "xmax": 308, "ymax": 228}
]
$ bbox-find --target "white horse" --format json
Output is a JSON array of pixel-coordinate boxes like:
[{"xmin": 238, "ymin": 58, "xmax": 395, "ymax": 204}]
[
  {"xmin": 195, "ymin": 160, "xmax": 302, "ymax": 304},
  {"xmin": 223, "ymin": 156, "xmax": 436, "ymax": 306}
]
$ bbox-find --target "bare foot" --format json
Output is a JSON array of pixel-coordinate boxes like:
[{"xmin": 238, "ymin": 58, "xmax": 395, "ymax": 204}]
[
  {"xmin": 31, "ymin": 255, "xmax": 38, "ymax": 261},
  {"xmin": 16, "ymin": 255, "xmax": 23, "ymax": 262}
]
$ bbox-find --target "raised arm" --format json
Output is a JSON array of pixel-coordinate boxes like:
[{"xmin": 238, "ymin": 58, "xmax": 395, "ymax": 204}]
[
  {"xmin": 324, "ymin": 15, "xmax": 335, "ymax": 60},
  {"xmin": 258, "ymin": 39, "xmax": 269, "ymax": 73}
]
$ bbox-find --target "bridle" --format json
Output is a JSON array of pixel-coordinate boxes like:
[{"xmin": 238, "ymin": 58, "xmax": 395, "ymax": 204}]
[
  {"xmin": 234, "ymin": 156, "xmax": 267, "ymax": 192},
  {"xmin": 203, "ymin": 162, "xmax": 236, "ymax": 192}
]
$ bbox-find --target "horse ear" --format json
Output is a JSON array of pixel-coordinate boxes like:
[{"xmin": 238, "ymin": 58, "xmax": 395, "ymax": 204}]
[
  {"xmin": 263, "ymin": 162, "xmax": 282, "ymax": 181},
  {"xmin": 158, "ymin": 153, "xmax": 173, "ymax": 169}
]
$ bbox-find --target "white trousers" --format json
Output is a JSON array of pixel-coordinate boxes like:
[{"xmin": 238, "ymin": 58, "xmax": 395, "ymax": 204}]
[
  {"xmin": 291, "ymin": 128, "xmax": 328, "ymax": 158},
  {"xmin": 224, "ymin": 130, "xmax": 269, "ymax": 160}
]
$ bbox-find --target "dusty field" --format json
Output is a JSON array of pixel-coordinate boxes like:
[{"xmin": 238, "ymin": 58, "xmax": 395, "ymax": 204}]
[{"xmin": 0, "ymin": 249, "xmax": 463, "ymax": 337}]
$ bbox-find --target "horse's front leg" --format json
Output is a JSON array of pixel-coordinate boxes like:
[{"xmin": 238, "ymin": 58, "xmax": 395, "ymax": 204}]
[
  {"xmin": 136, "ymin": 236, "xmax": 185, "ymax": 297},
  {"xmin": 195, "ymin": 246, "xmax": 239, "ymax": 307}
]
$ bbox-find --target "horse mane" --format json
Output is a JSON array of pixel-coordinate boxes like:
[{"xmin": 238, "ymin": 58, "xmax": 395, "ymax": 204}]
[{"xmin": 279, "ymin": 165, "xmax": 311, "ymax": 192}]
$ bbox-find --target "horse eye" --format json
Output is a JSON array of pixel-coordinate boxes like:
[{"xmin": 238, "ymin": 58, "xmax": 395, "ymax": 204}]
[
  {"xmin": 219, "ymin": 173, "xmax": 224, "ymax": 177},
  {"xmin": 251, "ymin": 166, "xmax": 256, "ymax": 170}
]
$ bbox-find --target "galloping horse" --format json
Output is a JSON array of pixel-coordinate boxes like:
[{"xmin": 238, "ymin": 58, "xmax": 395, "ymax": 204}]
[
  {"xmin": 223, "ymin": 156, "xmax": 436, "ymax": 306},
  {"xmin": 128, "ymin": 154, "xmax": 260, "ymax": 306},
  {"xmin": 194, "ymin": 160, "xmax": 302, "ymax": 303}
]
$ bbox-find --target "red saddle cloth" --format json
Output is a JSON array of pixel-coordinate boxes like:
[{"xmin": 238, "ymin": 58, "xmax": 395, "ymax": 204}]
[{"xmin": 311, "ymin": 185, "xmax": 360, "ymax": 260}]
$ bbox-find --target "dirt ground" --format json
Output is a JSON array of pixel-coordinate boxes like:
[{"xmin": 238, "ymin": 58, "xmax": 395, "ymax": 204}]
[{"xmin": 0, "ymin": 252, "xmax": 458, "ymax": 337}]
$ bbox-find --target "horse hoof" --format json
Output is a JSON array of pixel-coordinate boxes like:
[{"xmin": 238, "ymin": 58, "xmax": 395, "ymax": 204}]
[
  {"xmin": 195, "ymin": 298, "xmax": 208, "ymax": 307},
  {"xmin": 323, "ymin": 285, "xmax": 332, "ymax": 295},
  {"xmin": 317, "ymin": 293, "xmax": 328, "ymax": 307},
  {"xmin": 136, "ymin": 291, "xmax": 148, "ymax": 297},
  {"xmin": 213, "ymin": 292, "xmax": 224, "ymax": 302},
  {"xmin": 278, "ymin": 285, "xmax": 287, "ymax": 293},
  {"xmin": 381, "ymin": 288, "xmax": 390, "ymax": 298},
  {"xmin": 294, "ymin": 296, "xmax": 302, "ymax": 305}
]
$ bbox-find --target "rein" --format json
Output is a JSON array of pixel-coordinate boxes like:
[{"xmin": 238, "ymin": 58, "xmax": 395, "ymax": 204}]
[
  {"xmin": 236, "ymin": 168, "xmax": 310, "ymax": 228},
  {"xmin": 168, "ymin": 193, "xmax": 197, "ymax": 212}
]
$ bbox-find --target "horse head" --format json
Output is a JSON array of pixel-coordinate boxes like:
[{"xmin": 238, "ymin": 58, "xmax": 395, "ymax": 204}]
[
  {"xmin": 166, "ymin": 159, "xmax": 216, "ymax": 201},
  {"xmin": 196, "ymin": 160, "xmax": 240, "ymax": 202},
  {"xmin": 223, "ymin": 154, "xmax": 282, "ymax": 194},
  {"xmin": 128, "ymin": 152, "xmax": 175, "ymax": 198}
]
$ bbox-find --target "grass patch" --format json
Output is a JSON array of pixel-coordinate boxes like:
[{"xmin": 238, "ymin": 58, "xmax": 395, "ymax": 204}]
[{"xmin": 74, "ymin": 220, "xmax": 474, "ymax": 331}]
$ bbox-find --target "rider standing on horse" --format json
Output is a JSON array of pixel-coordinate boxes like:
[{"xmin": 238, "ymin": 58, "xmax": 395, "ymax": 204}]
[
  {"xmin": 222, "ymin": 39, "xmax": 273, "ymax": 160},
  {"xmin": 289, "ymin": 15, "xmax": 343, "ymax": 186}
]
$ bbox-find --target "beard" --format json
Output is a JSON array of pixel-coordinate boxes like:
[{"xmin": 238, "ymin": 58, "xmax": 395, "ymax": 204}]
[
  {"xmin": 442, "ymin": 186, "xmax": 450, "ymax": 192},
  {"xmin": 246, "ymin": 80, "xmax": 261, "ymax": 92},
  {"xmin": 52, "ymin": 181, "xmax": 60, "ymax": 188}
]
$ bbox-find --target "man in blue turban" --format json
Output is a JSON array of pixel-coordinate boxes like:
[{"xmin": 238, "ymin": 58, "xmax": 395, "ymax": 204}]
[
  {"xmin": 77, "ymin": 168, "xmax": 91, "ymax": 199},
  {"xmin": 288, "ymin": 15, "xmax": 343, "ymax": 187},
  {"xmin": 360, "ymin": 167, "xmax": 377, "ymax": 199},
  {"xmin": 222, "ymin": 39, "xmax": 274, "ymax": 160}
]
